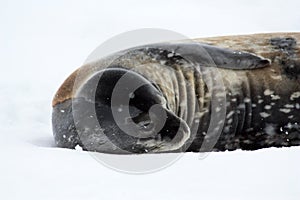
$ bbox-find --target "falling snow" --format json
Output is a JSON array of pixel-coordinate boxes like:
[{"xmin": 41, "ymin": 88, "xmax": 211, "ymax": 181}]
[
  {"xmin": 279, "ymin": 108, "xmax": 291, "ymax": 113},
  {"xmin": 1, "ymin": 1, "xmax": 300, "ymax": 200},
  {"xmin": 264, "ymin": 105, "xmax": 272, "ymax": 110},
  {"xmin": 260, "ymin": 112, "xmax": 271, "ymax": 118},
  {"xmin": 290, "ymin": 91, "xmax": 300, "ymax": 100},
  {"xmin": 264, "ymin": 89, "xmax": 274, "ymax": 96}
]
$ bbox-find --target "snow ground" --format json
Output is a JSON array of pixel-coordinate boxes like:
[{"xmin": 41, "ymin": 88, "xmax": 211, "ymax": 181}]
[{"xmin": 0, "ymin": 0, "xmax": 299, "ymax": 199}]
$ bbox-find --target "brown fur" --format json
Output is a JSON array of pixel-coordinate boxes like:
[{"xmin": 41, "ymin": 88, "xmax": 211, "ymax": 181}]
[{"xmin": 52, "ymin": 32, "xmax": 300, "ymax": 107}]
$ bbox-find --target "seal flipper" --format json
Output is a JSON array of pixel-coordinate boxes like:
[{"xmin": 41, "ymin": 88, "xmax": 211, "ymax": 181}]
[
  {"xmin": 148, "ymin": 43, "xmax": 270, "ymax": 70},
  {"xmin": 198, "ymin": 44, "xmax": 270, "ymax": 69}
]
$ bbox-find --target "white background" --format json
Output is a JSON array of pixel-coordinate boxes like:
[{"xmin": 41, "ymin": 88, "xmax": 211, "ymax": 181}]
[{"xmin": 0, "ymin": 0, "xmax": 299, "ymax": 199}]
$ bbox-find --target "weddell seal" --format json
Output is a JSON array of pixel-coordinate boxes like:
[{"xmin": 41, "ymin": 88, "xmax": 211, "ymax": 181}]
[{"xmin": 52, "ymin": 33, "xmax": 300, "ymax": 154}]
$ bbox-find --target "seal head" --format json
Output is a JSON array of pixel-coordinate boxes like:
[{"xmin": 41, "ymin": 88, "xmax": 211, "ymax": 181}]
[{"xmin": 53, "ymin": 68, "xmax": 190, "ymax": 153}]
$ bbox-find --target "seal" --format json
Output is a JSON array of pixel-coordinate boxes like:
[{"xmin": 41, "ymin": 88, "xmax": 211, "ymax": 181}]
[{"xmin": 52, "ymin": 33, "xmax": 300, "ymax": 154}]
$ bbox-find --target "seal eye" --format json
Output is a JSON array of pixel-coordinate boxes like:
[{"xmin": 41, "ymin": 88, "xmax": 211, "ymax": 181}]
[{"xmin": 138, "ymin": 120, "xmax": 154, "ymax": 131}]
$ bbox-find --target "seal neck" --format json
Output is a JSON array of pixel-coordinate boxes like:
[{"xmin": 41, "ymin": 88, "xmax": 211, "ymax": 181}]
[{"xmin": 169, "ymin": 65, "xmax": 208, "ymax": 131}]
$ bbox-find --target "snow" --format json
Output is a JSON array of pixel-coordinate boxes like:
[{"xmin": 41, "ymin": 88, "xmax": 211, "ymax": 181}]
[
  {"xmin": 291, "ymin": 92, "xmax": 300, "ymax": 100},
  {"xmin": 1, "ymin": 0, "xmax": 300, "ymax": 199},
  {"xmin": 264, "ymin": 89, "xmax": 274, "ymax": 96}
]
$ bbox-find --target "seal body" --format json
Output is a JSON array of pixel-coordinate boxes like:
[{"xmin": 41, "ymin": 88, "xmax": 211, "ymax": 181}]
[{"xmin": 52, "ymin": 33, "xmax": 300, "ymax": 154}]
